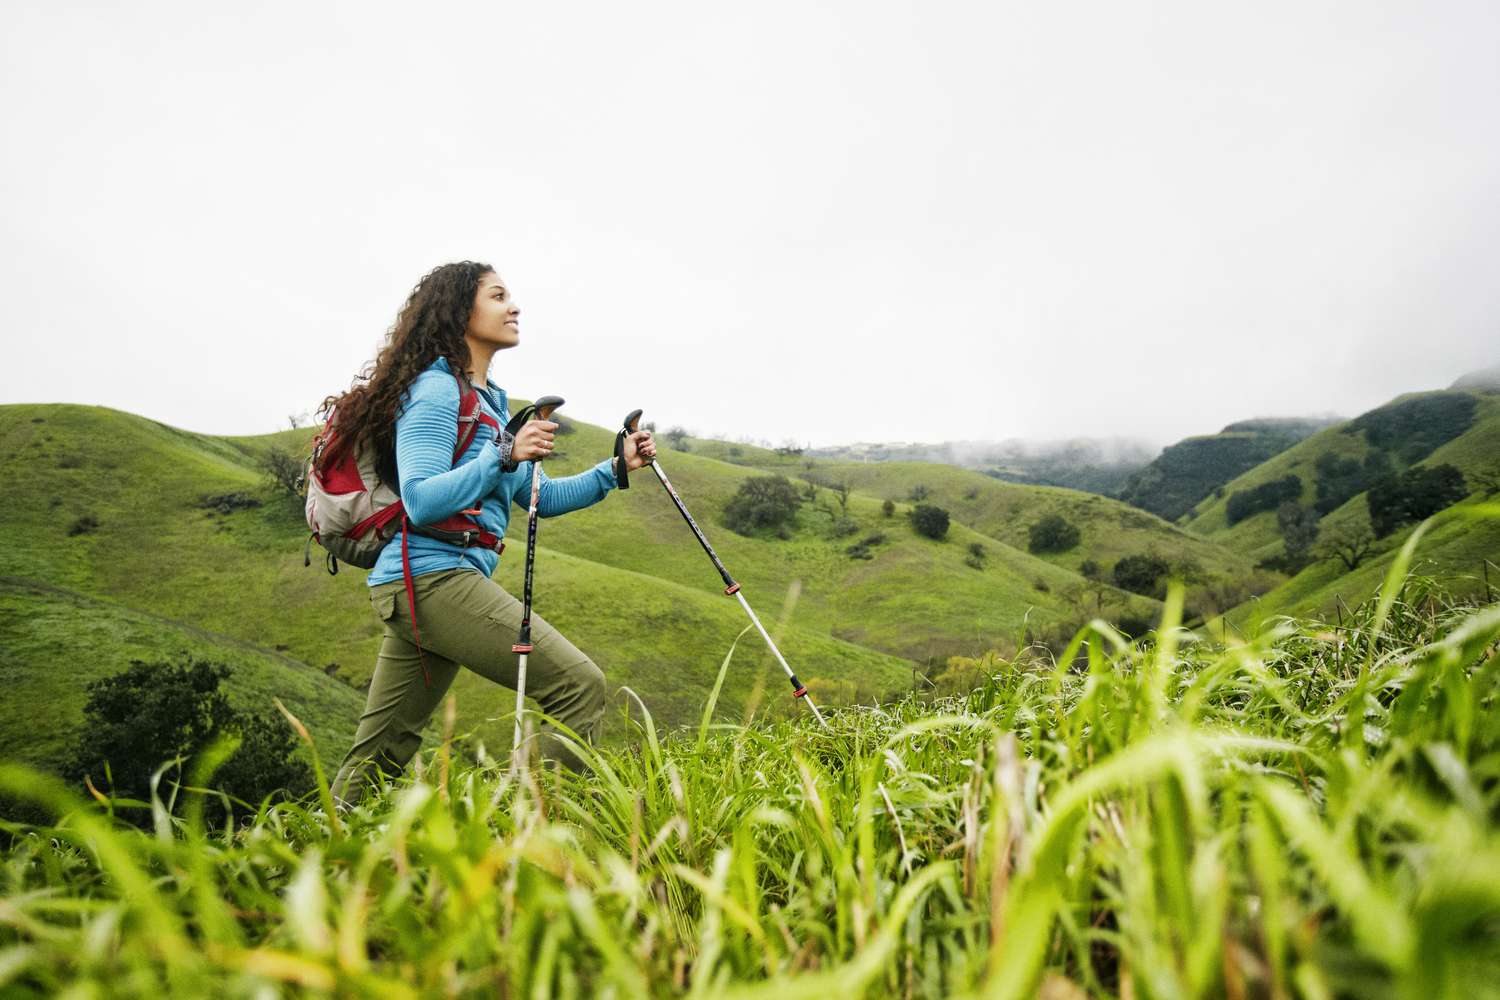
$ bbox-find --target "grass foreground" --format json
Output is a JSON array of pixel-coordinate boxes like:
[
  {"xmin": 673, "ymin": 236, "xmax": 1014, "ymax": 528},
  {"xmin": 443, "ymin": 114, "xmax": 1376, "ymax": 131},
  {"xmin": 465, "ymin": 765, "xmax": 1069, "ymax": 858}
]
[{"xmin": 2, "ymin": 545, "xmax": 1500, "ymax": 997}]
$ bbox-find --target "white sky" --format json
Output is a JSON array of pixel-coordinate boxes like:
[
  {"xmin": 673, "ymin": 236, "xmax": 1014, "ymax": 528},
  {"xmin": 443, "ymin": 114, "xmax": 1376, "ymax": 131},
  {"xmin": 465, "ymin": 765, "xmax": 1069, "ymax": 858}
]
[{"xmin": 3, "ymin": 1, "xmax": 1497, "ymax": 450}]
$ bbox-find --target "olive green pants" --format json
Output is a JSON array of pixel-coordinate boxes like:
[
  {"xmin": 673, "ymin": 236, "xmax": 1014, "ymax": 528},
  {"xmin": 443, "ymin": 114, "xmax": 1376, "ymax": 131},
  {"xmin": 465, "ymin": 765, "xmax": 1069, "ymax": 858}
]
[{"xmin": 331, "ymin": 568, "xmax": 606, "ymax": 807}]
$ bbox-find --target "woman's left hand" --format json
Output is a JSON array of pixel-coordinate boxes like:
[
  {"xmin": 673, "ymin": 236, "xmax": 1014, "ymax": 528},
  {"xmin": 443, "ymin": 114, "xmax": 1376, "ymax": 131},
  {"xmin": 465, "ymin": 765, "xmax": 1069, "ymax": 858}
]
[{"xmin": 622, "ymin": 430, "xmax": 657, "ymax": 472}]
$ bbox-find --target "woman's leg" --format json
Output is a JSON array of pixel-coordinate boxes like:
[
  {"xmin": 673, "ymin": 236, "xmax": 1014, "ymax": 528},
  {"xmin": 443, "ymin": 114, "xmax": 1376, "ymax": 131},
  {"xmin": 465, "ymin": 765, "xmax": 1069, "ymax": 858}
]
[
  {"xmin": 398, "ymin": 568, "xmax": 607, "ymax": 771},
  {"xmin": 332, "ymin": 576, "xmax": 461, "ymax": 808}
]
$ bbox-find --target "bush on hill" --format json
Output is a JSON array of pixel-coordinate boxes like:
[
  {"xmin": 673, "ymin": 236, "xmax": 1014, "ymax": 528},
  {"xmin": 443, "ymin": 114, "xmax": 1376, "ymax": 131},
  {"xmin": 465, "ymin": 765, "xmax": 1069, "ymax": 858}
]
[
  {"xmin": 1314, "ymin": 450, "xmax": 1392, "ymax": 515},
  {"xmin": 909, "ymin": 504, "xmax": 950, "ymax": 540},
  {"xmin": 722, "ymin": 476, "xmax": 802, "ymax": 537},
  {"xmin": 1261, "ymin": 501, "xmax": 1319, "ymax": 573},
  {"xmin": 261, "ymin": 445, "xmax": 304, "ymax": 496},
  {"xmin": 1113, "ymin": 553, "xmax": 1170, "ymax": 597},
  {"xmin": 1224, "ymin": 474, "xmax": 1302, "ymax": 525},
  {"xmin": 1367, "ymin": 464, "xmax": 1468, "ymax": 537},
  {"xmin": 1026, "ymin": 514, "xmax": 1081, "ymax": 553},
  {"xmin": 1316, "ymin": 520, "xmax": 1376, "ymax": 570},
  {"xmin": 64, "ymin": 658, "xmax": 310, "ymax": 827}
]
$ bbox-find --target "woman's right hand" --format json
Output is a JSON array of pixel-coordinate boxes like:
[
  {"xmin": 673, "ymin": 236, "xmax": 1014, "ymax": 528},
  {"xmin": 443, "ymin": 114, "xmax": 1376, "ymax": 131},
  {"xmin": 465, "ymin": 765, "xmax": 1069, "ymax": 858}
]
[{"xmin": 510, "ymin": 420, "xmax": 558, "ymax": 463}]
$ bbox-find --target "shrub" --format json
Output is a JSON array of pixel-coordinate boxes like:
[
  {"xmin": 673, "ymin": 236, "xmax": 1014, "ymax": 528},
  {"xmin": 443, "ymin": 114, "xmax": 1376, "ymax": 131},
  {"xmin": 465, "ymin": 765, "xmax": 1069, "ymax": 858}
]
[
  {"xmin": 1113, "ymin": 553, "xmax": 1170, "ymax": 597},
  {"xmin": 723, "ymin": 476, "xmax": 802, "ymax": 536},
  {"xmin": 909, "ymin": 504, "xmax": 950, "ymax": 540},
  {"xmin": 831, "ymin": 517, "xmax": 859, "ymax": 537},
  {"xmin": 908, "ymin": 484, "xmax": 930, "ymax": 502},
  {"xmin": 1027, "ymin": 514, "xmax": 1081, "ymax": 553},
  {"xmin": 1314, "ymin": 451, "xmax": 1391, "ymax": 515},
  {"xmin": 261, "ymin": 445, "xmax": 304, "ymax": 496},
  {"xmin": 1224, "ymin": 474, "xmax": 1302, "ymax": 525},
  {"xmin": 1274, "ymin": 501, "xmax": 1320, "ymax": 571},
  {"xmin": 965, "ymin": 542, "xmax": 987, "ymax": 570},
  {"xmin": 1079, "ymin": 559, "xmax": 1102, "ymax": 581},
  {"xmin": 881, "ymin": 499, "xmax": 896, "ymax": 518},
  {"xmin": 664, "ymin": 427, "xmax": 691, "ymax": 450},
  {"xmin": 200, "ymin": 492, "xmax": 263, "ymax": 515},
  {"xmin": 1316, "ymin": 521, "xmax": 1376, "ymax": 570},
  {"xmin": 64, "ymin": 659, "xmax": 310, "ymax": 827},
  {"xmin": 1366, "ymin": 464, "xmax": 1468, "ymax": 537},
  {"xmin": 67, "ymin": 514, "xmax": 100, "ymax": 536}
]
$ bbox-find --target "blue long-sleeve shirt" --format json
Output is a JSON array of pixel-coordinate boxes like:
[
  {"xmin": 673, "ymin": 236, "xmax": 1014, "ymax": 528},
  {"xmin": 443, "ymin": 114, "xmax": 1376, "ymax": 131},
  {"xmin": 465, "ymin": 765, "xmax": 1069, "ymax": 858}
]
[{"xmin": 367, "ymin": 357, "xmax": 618, "ymax": 587}]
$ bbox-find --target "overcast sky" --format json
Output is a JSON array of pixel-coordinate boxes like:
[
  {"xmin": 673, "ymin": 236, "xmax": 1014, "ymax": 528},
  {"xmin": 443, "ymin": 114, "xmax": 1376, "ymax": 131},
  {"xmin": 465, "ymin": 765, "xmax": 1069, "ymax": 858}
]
[{"xmin": 3, "ymin": 1, "xmax": 1496, "ymax": 451}]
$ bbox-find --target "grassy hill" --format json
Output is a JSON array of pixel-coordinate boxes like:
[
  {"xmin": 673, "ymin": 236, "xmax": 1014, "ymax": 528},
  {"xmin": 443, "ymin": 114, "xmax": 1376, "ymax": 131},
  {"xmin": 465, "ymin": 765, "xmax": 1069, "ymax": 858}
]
[
  {"xmin": 3, "ymin": 402, "xmax": 1146, "ymax": 765},
  {"xmin": 0, "ymin": 577, "xmax": 362, "ymax": 773},
  {"xmin": 1176, "ymin": 389, "xmax": 1500, "ymax": 623},
  {"xmin": 1185, "ymin": 390, "xmax": 1499, "ymax": 560}
]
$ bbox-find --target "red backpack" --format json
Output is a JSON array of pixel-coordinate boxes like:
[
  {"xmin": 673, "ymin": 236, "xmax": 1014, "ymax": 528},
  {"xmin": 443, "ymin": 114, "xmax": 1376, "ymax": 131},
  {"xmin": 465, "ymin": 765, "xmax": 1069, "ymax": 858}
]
[{"xmin": 303, "ymin": 374, "xmax": 504, "ymax": 684}]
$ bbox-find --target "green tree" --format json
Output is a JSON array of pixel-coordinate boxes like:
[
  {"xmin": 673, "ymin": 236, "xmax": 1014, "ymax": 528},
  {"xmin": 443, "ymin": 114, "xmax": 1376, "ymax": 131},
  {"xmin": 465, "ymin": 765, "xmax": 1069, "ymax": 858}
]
[
  {"xmin": 1027, "ymin": 514, "xmax": 1081, "ymax": 553},
  {"xmin": 1225, "ymin": 474, "xmax": 1302, "ymax": 525},
  {"xmin": 1276, "ymin": 501, "xmax": 1320, "ymax": 569},
  {"xmin": 1366, "ymin": 464, "xmax": 1468, "ymax": 537},
  {"xmin": 723, "ymin": 476, "xmax": 803, "ymax": 536},
  {"xmin": 881, "ymin": 498, "xmax": 896, "ymax": 518},
  {"xmin": 909, "ymin": 504, "xmax": 950, "ymax": 540},
  {"xmin": 1316, "ymin": 520, "xmax": 1375, "ymax": 570},
  {"xmin": 64, "ymin": 659, "xmax": 310, "ymax": 825},
  {"xmin": 1113, "ymin": 554, "xmax": 1170, "ymax": 597}
]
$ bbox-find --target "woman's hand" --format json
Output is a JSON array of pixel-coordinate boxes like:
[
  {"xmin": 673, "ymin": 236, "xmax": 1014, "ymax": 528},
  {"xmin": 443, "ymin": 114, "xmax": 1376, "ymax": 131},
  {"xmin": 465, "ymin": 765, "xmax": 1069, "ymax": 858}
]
[
  {"xmin": 511, "ymin": 420, "xmax": 558, "ymax": 463},
  {"xmin": 621, "ymin": 430, "xmax": 656, "ymax": 472}
]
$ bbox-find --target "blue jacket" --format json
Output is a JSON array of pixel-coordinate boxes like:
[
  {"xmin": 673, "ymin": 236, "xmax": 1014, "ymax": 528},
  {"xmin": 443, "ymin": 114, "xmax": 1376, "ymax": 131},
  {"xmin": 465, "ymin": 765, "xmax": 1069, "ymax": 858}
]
[{"xmin": 366, "ymin": 357, "xmax": 617, "ymax": 586}]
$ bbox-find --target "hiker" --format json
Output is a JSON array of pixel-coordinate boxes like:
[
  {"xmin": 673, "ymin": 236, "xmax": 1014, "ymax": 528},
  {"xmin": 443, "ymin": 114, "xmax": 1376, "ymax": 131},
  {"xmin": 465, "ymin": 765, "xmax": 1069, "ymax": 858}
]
[{"xmin": 317, "ymin": 260, "xmax": 655, "ymax": 806}]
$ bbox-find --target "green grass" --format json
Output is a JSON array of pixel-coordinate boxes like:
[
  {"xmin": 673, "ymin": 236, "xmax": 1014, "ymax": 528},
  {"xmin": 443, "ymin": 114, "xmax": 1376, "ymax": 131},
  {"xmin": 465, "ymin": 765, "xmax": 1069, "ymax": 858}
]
[
  {"xmin": 1, "ymin": 403, "xmax": 1093, "ymax": 760},
  {"xmin": 2, "ymin": 550, "xmax": 1498, "ymax": 997},
  {"xmin": 0, "ymin": 578, "xmax": 361, "ymax": 774}
]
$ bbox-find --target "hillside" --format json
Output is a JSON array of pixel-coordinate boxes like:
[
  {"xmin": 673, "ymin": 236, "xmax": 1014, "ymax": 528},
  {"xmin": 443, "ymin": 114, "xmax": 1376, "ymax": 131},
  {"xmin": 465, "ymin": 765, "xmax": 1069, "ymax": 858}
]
[
  {"xmin": 1, "ymin": 402, "xmax": 1151, "ymax": 764},
  {"xmin": 1185, "ymin": 390, "xmax": 1498, "ymax": 559},
  {"xmin": 1183, "ymin": 388, "xmax": 1500, "ymax": 623},
  {"xmin": 714, "ymin": 457, "xmax": 1263, "ymax": 618},
  {"xmin": 0, "ymin": 577, "xmax": 362, "ymax": 773},
  {"xmin": 1115, "ymin": 417, "xmax": 1338, "ymax": 522}
]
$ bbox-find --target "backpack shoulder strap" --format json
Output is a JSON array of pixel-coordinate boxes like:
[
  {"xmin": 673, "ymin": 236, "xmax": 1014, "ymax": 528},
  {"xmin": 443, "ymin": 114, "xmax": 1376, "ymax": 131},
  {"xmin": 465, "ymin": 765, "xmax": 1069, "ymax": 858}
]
[{"xmin": 452, "ymin": 374, "xmax": 481, "ymax": 462}]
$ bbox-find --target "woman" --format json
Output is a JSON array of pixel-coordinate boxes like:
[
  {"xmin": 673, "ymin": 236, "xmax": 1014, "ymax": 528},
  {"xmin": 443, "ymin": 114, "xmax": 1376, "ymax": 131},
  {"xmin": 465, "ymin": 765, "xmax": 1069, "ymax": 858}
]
[{"xmin": 317, "ymin": 260, "xmax": 655, "ymax": 806}]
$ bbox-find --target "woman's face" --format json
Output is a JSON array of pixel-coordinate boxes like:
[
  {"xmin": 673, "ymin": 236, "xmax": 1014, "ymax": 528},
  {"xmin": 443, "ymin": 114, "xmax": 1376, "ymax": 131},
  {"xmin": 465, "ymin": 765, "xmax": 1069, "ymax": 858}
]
[{"xmin": 466, "ymin": 273, "xmax": 521, "ymax": 350}]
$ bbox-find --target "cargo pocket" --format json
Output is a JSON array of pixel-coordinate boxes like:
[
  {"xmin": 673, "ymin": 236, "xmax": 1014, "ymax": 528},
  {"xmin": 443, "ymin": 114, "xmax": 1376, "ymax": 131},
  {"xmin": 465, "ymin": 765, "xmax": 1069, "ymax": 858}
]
[{"xmin": 371, "ymin": 587, "xmax": 400, "ymax": 624}]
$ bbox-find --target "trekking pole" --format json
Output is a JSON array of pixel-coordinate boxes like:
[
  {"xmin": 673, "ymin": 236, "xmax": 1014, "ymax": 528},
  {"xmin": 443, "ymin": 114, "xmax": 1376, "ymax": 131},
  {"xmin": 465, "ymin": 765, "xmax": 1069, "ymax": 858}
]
[
  {"xmin": 614, "ymin": 409, "xmax": 829, "ymax": 729},
  {"xmin": 507, "ymin": 395, "xmax": 565, "ymax": 766}
]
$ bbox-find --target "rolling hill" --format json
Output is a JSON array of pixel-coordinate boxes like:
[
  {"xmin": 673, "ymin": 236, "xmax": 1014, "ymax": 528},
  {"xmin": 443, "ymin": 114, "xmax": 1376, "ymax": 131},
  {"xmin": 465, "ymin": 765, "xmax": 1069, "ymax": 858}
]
[
  {"xmin": 1177, "ymin": 387, "xmax": 1500, "ymax": 624},
  {"xmin": 1115, "ymin": 417, "xmax": 1339, "ymax": 522},
  {"xmin": 2, "ymin": 401, "xmax": 1150, "ymax": 765}
]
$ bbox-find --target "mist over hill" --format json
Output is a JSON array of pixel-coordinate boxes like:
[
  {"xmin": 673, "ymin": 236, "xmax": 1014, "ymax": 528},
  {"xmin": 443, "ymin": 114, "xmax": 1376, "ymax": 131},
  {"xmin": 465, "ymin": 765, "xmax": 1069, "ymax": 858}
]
[{"xmin": 806, "ymin": 436, "xmax": 1157, "ymax": 495}]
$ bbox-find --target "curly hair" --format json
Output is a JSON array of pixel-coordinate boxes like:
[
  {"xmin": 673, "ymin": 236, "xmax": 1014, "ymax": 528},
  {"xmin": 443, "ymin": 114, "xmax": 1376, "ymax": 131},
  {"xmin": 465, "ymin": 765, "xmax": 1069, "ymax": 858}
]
[{"xmin": 314, "ymin": 260, "xmax": 494, "ymax": 486}]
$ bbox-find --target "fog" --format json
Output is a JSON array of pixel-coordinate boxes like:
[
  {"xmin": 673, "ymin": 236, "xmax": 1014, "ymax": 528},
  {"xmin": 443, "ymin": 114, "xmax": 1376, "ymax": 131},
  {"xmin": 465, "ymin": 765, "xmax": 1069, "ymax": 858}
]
[{"xmin": 2, "ymin": 1, "xmax": 1496, "ymax": 448}]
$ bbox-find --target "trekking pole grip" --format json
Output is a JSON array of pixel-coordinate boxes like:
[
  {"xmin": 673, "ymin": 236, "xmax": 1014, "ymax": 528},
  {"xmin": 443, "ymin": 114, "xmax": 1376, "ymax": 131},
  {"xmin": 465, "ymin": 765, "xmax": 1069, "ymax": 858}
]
[{"xmin": 614, "ymin": 408, "xmax": 643, "ymax": 489}]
